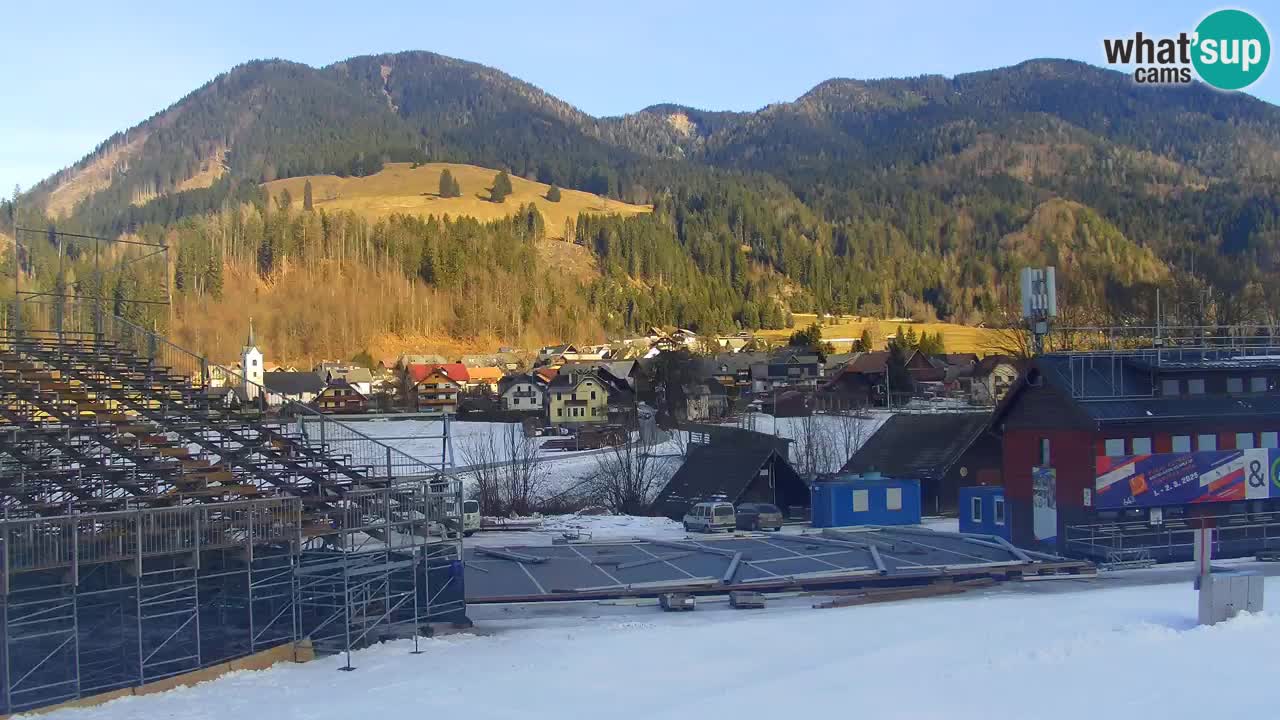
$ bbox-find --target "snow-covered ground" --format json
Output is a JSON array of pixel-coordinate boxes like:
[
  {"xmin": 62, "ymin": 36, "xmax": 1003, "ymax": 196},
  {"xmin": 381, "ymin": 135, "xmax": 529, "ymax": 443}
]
[
  {"xmin": 348, "ymin": 413, "xmax": 889, "ymax": 505},
  {"xmin": 47, "ymin": 576, "xmax": 1280, "ymax": 720},
  {"xmin": 468, "ymin": 513, "xmax": 686, "ymax": 547}
]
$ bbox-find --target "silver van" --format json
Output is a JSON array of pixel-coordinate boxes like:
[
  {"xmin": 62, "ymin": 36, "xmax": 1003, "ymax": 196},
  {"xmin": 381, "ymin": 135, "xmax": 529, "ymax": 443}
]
[{"xmin": 683, "ymin": 501, "xmax": 736, "ymax": 533}]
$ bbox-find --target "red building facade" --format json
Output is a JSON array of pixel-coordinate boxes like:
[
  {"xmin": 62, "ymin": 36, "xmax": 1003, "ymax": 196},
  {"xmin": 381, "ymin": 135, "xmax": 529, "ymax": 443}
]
[{"xmin": 995, "ymin": 350, "xmax": 1280, "ymax": 561}]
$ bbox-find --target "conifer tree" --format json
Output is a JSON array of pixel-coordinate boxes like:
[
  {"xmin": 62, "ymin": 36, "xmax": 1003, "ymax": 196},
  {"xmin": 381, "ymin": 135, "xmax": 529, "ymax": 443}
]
[{"xmin": 491, "ymin": 171, "xmax": 513, "ymax": 203}]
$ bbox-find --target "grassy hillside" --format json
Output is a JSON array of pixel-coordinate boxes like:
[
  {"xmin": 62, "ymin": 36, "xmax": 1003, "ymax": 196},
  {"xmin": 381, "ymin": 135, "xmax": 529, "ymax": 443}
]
[
  {"xmin": 759, "ymin": 315, "xmax": 1006, "ymax": 355},
  {"xmin": 263, "ymin": 162, "xmax": 649, "ymax": 238}
]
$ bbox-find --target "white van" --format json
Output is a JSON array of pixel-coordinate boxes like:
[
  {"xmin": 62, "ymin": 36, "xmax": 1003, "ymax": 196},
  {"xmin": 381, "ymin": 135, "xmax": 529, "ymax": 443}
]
[
  {"xmin": 683, "ymin": 501, "xmax": 736, "ymax": 533},
  {"xmin": 462, "ymin": 500, "xmax": 481, "ymax": 537}
]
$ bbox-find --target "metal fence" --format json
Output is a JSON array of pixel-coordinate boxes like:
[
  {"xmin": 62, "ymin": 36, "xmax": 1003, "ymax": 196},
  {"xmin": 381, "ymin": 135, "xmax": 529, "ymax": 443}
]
[{"xmin": 1065, "ymin": 510, "xmax": 1280, "ymax": 564}]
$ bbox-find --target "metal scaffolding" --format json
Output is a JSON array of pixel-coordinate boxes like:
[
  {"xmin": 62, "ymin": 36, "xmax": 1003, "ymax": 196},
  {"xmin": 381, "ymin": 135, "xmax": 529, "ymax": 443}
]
[
  {"xmin": 0, "ymin": 499, "xmax": 300, "ymax": 714},
  {"xmin": 0, "ymin": 294, "xmax": 469, "ymax": 715}
]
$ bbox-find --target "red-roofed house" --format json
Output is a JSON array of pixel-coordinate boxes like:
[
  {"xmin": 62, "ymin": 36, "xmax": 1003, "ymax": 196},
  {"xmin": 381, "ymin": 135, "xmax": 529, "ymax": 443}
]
[{"xmin": 413, "ymin": 368, "xmax": 461, "ymax": 414}]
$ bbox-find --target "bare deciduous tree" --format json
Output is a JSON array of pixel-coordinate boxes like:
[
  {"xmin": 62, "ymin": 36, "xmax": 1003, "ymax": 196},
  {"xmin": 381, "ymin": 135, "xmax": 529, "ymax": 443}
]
[
  {"xmin": 831, "ymin": 407, "xmax": 869, "ymax": 471},
  {"xmin": 589, "ymin": 433, "xmax": 669, "ymax": 515},
  {"xmin": 498, "ymin": 422, "xmax": 543, "ymax": 516},
  {"xmin": 459, "ymin": 430, "xmax": 503, "ymax": 516},
  {"xmin": 790, "ymin": 414, "xmax": 838, "ymax": 479},
  {"xmin": 459, "ymin": 423, "xmax": 545, "ymax": 516}
]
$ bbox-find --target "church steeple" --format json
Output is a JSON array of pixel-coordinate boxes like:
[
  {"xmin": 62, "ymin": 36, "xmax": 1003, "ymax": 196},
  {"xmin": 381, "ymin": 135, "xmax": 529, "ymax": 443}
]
[{"xmin": 245, "ymin": 317, "xmax": 256, "ymax": 350}]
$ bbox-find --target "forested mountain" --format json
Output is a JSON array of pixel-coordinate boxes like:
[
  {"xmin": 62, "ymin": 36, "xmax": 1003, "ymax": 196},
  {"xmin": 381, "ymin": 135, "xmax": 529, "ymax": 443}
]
[{"xmin": 4, "ymin": 52, "xmax": 1279, "ymax": 362}]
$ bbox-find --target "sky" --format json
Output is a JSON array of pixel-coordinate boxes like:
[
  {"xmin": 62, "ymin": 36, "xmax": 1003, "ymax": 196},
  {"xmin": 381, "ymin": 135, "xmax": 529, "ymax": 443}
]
[{"xmin": 1, "ymin": 0, "xmax": 1276, "ymax": 195}]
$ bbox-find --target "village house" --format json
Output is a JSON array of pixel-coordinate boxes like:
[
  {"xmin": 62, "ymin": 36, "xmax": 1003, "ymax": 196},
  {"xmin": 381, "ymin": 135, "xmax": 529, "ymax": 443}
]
[
  {"xmin": 413, "ymin": 368, "xmax": 461, "ymax": 414},
  {"xmin": 750, "ymin": 351, "xmax": 823, "ymax": 393},
  {"xmin": 969, "ymin": 355, "xmax": 1019, "ymax": 405},
  {"xmin": 537, "ymin": 343, "xmax": 610, "ymax": 366},
  {"xmin": 497, "ymin": 372, "xmax": 547, "ymax": 412},
  {"xmin": 714, "ymin": 332, "xmax": 754, "ymax": 353},
  {"xmin": 312, "ymin": 379, "xmax": 369, "ymax": 414},
  {"xmin": 464, "ymin": 366, "xmax": 505, "ymax": 393},
  {"xmin": 683, "ymin": 381, "xmax": 730, "ymax": 421},
  {"xmin": 817, "ymin": 351, "xmax": 891, "ymax": 411},
  {"xmin": 320, "ymin": 366, "xmax": 374, "ymax": 396},
  {"xmin": 559, "ymin": 360, "xmax": 639, "ymax": 390},
  {"xmin": 547, "ymin": 371, "xmax": 611, "ymax": 425},
  {"xmin": 263, "ymin": 372, "xmax": 325, "ymax": 407}
]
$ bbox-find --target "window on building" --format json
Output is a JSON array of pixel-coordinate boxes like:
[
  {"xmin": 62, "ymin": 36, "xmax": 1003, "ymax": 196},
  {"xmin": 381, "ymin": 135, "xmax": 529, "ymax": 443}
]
[
  {"xmin": 1104, "ymin": 439, "xmax": 1126, "ymax": 457},
  {"xmin": 1197, "ymin": 434, "xmax": 1217, "ymax": 451},
  {"xmin": 1172, "ymin": 435, "xmax": 1192, "ymax": 453},
  {"xmin": 1040, "ymin": 438, "xmax": 1051, "ymax": 466},
  {"xmin": 886, "ymin": 488, "xmax": 903, "ymax": 511},
  {"xmin": 1263, "ymin": 432, "xmax": 1278, "ymax": 449},
  {"xmin": 1131, "ymin": 437, "xmax": 1152, "ymax": 455},
  {"xmin": 852, "ymin": 489, "xmax": 869, "ymax": 513},
  {"xmin": 1228, "ymin": 377, "xmax": 1244, "ymax": 394},
  {"xmin": 971, "ymin": 497, "xmax": 982, "ymax": 523},
  {"xmin": 557, "ymin": 408, "xmax": 563, "ymax": 417},
  {"xmin": 1251, "ymin": 377, "xmax": 1268, "ymax": 393},
  {"xmin": 1161, "ymin": 379, "xmax": 1181, "ymax": 396},
  {"xmin": 1237, "ymin": 433, "xmax": 1256, "ymax": 449},
  {"xmin": 513, "ymin": 397, "xmax": 520, "ymax": 407},
  {"xmin": 994, "ymin": 498, "xmax": 1006, "ymax": 525},
  {"xmin": 590, "ymin": 391, "xmax": 597, "ymax": 400},
  {"xmin": 252, "ymin": 358, "xmax": 258, "ymax": 367},
  {"xmin": 1187, "ymin": 378, "xmax": 1205, "ymax": 395}
]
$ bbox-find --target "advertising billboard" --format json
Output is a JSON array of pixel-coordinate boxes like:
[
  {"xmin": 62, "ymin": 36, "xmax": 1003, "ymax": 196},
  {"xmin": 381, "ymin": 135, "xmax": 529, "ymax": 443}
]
[{"xmin": 1095, "ymin": 449, "xmax": 1280, "ymax": 510}]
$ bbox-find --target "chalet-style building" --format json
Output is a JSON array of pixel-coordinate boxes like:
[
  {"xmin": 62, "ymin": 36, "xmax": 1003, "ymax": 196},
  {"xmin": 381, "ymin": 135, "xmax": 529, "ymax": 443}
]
[
  {"xmin": 993, "ymin": 349, "xmax": 1280, "ymax": 561},
  {"xmin": 497, "ymin": 373, "xmax": 547, "ymax": 412},
  {"xmin": 313, "ymin": 379, "xmax": 369, "ymax": 414},
  {"xmin": 413, "ymin": 368, "xmax": 461, "ymax": 414}
]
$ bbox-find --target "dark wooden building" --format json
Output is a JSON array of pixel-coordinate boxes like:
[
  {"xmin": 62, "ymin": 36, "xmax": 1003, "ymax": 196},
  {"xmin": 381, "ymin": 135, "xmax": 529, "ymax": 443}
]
[
  {"xmin": 652, "ymin": 426, "xmax": 807, "ymax": 520},
  {"xmin": 839, "ymin": 412, "xmax": 999, "ymax": 515}
]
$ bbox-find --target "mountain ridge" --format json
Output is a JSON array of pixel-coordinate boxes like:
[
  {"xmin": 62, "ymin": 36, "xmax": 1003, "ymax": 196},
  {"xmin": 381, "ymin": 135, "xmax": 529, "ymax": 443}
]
[{"xmin": 5, "ymin": 50, "xmax": 1280, "ymax": 361}]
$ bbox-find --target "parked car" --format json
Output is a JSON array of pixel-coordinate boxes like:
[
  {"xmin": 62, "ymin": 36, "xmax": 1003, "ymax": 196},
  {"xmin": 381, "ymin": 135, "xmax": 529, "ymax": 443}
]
[
  {"xmin": 735, "ymin": 503, "xmax": 784, "ymax": 531},
  {"xmin": 462, "ymin": 500, "xmax": 481, "ymax": 536},
  {"xmin": 683, "ymin": 501, "xmax": 737, "ymax": 533}
]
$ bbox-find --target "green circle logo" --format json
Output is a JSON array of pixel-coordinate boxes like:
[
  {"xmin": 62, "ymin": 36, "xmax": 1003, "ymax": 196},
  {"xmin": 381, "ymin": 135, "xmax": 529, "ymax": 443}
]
[{"xmin": 1192, "ymin": 9, "xmax": 1270, "ymax": 90}]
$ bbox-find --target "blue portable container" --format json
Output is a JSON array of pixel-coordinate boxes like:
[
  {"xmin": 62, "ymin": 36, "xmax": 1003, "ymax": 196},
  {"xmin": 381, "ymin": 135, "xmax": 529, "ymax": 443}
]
[
  {"xmin": 958, "ymin": 486, "xmax": 1010, "ymax": 540},
  {"xmin": 810, "ymin": 473, "xmax": 922, "ymax": 528}
]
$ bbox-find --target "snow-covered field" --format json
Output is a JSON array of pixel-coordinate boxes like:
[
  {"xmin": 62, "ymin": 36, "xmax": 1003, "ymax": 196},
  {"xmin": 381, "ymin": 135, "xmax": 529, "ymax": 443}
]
[
  {"xmin": 347, "ymin": 413, "xmax": 888, "ymax": 504},
  {"xmin": 46, "ymin": 577, "xmax": 1280, "ymax": 720}
]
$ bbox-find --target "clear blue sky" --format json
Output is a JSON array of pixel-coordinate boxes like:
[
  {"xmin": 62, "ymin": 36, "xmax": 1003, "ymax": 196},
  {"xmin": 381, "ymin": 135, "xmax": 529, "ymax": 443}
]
[{"xmin": 1, "ymin": 0, "xmax": 1275, "ymax": 195}]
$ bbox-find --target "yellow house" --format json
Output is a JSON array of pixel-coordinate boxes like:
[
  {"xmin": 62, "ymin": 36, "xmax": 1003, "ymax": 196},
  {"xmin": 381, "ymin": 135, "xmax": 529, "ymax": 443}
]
[{"xmin": 547, "ymin": 372, "xmax": 609, "ymax": 425}]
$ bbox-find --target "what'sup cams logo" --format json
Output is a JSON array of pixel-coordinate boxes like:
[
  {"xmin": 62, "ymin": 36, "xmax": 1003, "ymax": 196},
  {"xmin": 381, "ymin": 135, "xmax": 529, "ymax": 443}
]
[{"xmin": 1103, "ymin": 9, "xmax": 1270, "ymax": 90}]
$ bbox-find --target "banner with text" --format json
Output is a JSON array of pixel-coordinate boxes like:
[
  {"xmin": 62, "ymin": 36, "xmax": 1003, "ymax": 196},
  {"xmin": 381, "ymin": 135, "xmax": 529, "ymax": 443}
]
[{"xmin": 1095, "ymin": 449, "xmax": 1280, "ymax": 509}]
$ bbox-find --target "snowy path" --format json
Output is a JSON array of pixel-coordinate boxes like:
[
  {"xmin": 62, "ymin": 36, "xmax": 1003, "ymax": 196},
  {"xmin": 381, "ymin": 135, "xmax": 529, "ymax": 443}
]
[{"xmin": 45, "ymin": 577, "xmax": 1280, "ymax": 720}]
